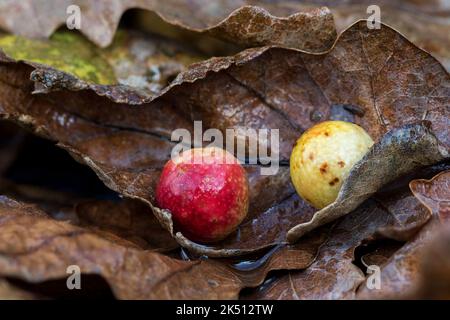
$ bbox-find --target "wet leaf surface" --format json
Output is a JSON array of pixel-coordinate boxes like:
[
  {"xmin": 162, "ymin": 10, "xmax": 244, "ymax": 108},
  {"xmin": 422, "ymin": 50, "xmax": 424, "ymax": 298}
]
[
  {"xmin": 74, "ymin": 199, "xmax": 179, "ymax": 252},
  {"xmin": 245, "ymin": 199, "xmax": 406, "ymax": 299},
  {"xmin": 0, "ymin": 21, "xmax": 448, "ymax": 256},
  {"xmin": 360, "ymin": 241, "xmax": 403, "ymax": 268},
  {"xmin": 357, "ymin": 170, "xmax": 450, "ymax": 299},
  {"xmin": 244, "ymin": 168, "xmax": 446, "ymax": 299},
  {"xmin": 373, "ymin": 189, "xmax": 432, "ymax": 242},
  {"xmin": 356, "ymin": 219, "xmax": 437, "ymax": 299},
  {"xmin": 410, "ymin": 170, "xmax": 450, "ymax": 223},
  {"xmin": 0, "ymin": 159, "xmax": 177, "ymax": 252},
  {"xmin": 0, "ymin": 195, "xmax": 326, "ymax": 299},
  {"xmin": 0, "ymin": 1, "xmax": 449, "ymax": 300}
]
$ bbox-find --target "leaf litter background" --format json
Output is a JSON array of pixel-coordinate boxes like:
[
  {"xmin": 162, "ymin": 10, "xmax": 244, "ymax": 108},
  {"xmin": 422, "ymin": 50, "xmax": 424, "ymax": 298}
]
[{"xmin": 0, "ymin": 0, "xmax": 449, "ymax": 299}]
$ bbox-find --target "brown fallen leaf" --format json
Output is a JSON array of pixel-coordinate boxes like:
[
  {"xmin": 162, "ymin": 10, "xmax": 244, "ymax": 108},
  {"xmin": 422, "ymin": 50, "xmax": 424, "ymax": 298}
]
[
  {"xmin": 413, "ymin": 224, "xmax": 450, "ymax": 299},
  {"xmin": 377, "ymin": 163, "xmax": 447, "ymax": 231},
  {"xmin": 4, "ymin": 0, "xmax": 449, "ymax": 73},
  {"xmin": 357, "ymin": 170, "xmax": 450, "ymax": 299},
  {"xmin": 243, "ymin": 166, "xmax": 446, "ymax": 299},
  {"xmin": 303, "ymin": 0, "xmax": 450, "ymax": 71},
  {"xmin": 360, "ymin": 241, "xmax": 403, "ymax": 268},
  {"xmin": 210, "ymin": 1, "xmax": 448, "ymax": 71},
  {"xmin": 74, "ymin": 199, "xmax": 179, "ymax": 252},
  {"xmin": 0, "ymin": 22, "xmax": 448, "ymax": 256},
  {"xmin": 0, "ymin": 3, "xmax": 448, "ymax": 301},
  {"xmin": 410, "ymin": 170, "xmax": 450, "ymax": 223},
  {"xmin": 0, "ymin": 195, "xmax": 325, "ymax": 299},
  {"xmin": 373, "ymin": 188, "xmax": 433, "ymax": 242},
  {"xmin": 4, "ymin": 1, "xmax": 448, "ymax": 73},
  {"xmin": 356, "ymin": 219, "xmax": 438, "ymax": 299},
  {"xmin": 0, "ymin": 176, "xmax": 178, "ymax": 252},
  {"xmin": 0, "ymin": 1, "xmax": 336, "ymax": 52},
  {"xmin": 0, "ymin": 129, "xmax": 322, "ymax": 276},
  {"xmin": 244, "ymin": 196, "xmax": 424, "ymax": 300}
]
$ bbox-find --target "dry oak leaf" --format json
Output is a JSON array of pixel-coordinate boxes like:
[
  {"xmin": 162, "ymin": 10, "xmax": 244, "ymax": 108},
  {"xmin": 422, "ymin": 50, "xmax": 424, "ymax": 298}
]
[
  {"xmin": 356, "ymin": 219, "xmax": 438, "ymax": 299},
  {"xmin": 410, "ymin": 170, "xmax": 450, "ymax": 223},
  {"xmin": 251, "ymin": 170, "xmax": 448, "ymax": 299},
  {"xmin": 245, "ymin": 195, "xmax": 425, "ymax": 300},
  {"xmin": 0, "ymin": 195, "xmax": 325, "ymax": 299},
  {"xmin": 104, "ymin": 1, "xmax": 450, "ymax": 71},
  {"xmin": 0, "ymin": 0, "xmax": 336, "ymax": 52},
  {"xmin": 0, "ymin": 179, "xmax": 178, "ymax": 252},
  {"xmin": 373, "ymin": 187, "xmax": 435, "ymax": 242},
  {"xmin": 360, "ymin": 241, "xmax": 403, "ymax": 269},
  {"xmin": 357, "ymin": 170, "xmax": 450, "ymax": 299},
  {"xmin": 369, "ymin": 162, "xmax": 448, "ymax": 243},
  {"xmin": 0, "ymin": 177, "xmax": 323, "ymax": 274},
  {"xmin": 291, "ymin": 0, "xmax": 450, "ymax": 72},
  {"xmin": 413, "ymin": 224, "xmax": 450, "ymax": 299},
  {"xmin": 0, "ymin": 21, "xmax": 449, "ymax": 256},
  {"xmin": 213, "ymin": 1, "xmax": 448, "ymax": 72},
  {"xmin": 74, "ymin": 199, "xmax": 179, "ymax": 252}
]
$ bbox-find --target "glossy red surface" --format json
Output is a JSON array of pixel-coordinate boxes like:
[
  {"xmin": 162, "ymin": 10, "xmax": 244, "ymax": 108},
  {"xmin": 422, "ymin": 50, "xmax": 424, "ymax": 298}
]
[{"xmin": 156, "ymin": 148, "xmax": 249, "ymax": 242}]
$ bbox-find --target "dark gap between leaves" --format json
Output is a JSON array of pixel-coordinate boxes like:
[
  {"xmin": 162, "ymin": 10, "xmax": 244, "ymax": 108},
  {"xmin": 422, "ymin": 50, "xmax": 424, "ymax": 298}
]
[
  {"xmin": 119, "ymin": 8, "xmax": 243, "ymax": 57},
  {"xmin": 352, "ymin": 239, "xmax": 405, "ymax": 276},
  {"xmin": 2, "ymin": 122, "xmax": 119, "ymax": 200},
  {"xmin": 376, "ymin": 160, "xmax": 450, "ymax": 196},
  {"xmin": 169, "ymin": 243, "xmax": 283, "ymax": 269},
  {"xmin": 238, "ymin": 271, "xmax": 283, "ymax": 299}
]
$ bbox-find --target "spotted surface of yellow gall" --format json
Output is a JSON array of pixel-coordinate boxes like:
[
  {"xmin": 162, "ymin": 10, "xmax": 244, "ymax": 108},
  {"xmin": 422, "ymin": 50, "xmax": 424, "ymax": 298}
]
[{"xmin": 290, "ymin": 121, "xmax": 374, "ymax": 209}]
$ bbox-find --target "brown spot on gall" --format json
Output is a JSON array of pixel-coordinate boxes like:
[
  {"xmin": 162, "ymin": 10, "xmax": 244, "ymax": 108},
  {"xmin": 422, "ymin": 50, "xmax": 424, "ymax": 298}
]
[
  {"xmin": 320, "ymin": 163, "xmax": 328, "ymax": 174},
  {"xmin": 309, "ymin": 153, "xmax": 314, "ymax": 160},
  {"xmin": 338, "ymin": 161, "xmax": 345, "ymax": 167},
  {"xmin": 324, "ymin": 131, "xmax": 330, "ymax": 136},
  {"xmin": 329, "ymin": 177, "xmax": 339, "ymax": 186}
]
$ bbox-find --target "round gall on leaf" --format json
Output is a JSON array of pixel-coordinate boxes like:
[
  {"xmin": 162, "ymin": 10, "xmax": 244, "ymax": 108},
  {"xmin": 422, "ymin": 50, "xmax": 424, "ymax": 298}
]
[
  {"xmin": 156, "ymin": 147, "xmax": 249, "ymax": 243},
  {"xmin": 290, "ymin": 121, "xmax": 374, "ymax": 209}
]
